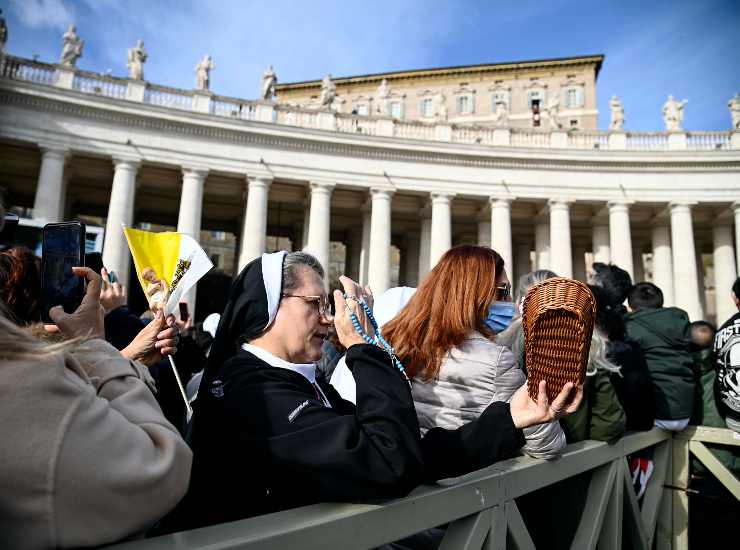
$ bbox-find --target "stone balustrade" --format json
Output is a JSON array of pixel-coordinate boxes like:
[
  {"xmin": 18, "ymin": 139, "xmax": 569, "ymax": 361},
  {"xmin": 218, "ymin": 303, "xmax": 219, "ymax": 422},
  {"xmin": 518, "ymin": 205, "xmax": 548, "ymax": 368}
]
[{"xmin": 1, "ymin": 54, "xmax": 737, "ymax": 152}]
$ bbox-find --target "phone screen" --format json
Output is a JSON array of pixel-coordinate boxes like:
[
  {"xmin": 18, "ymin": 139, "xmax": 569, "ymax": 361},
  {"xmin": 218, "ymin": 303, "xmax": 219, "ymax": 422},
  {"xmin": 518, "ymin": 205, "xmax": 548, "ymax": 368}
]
[
  {"xmin": 179, "ymin": 301, "xmax": 190, "ymax": 321},
  {"xmin": 0, "ymin": 212, "xmax": 20, "ymax": 248},
  {"xmin": 41, "ymin": 222, "xmax": 86, "ymax": 322}
]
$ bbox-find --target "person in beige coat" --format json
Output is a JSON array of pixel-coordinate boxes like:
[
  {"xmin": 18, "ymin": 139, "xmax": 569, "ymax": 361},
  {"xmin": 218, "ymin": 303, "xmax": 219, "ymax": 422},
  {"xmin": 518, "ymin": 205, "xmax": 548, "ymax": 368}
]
[{"xmin": 0, "ymin": 267, "xmax": 192, "ymax": 549}]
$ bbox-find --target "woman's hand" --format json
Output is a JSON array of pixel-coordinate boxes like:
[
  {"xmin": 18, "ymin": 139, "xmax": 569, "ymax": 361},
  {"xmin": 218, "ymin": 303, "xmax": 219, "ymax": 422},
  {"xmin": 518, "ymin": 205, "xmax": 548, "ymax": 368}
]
[
  {"xmin": 99, "ymin": 267, "xmax": 128, "ymax": 314},
  {"xmin": 333, "ymin": 275, "xmax": 374, "ymax": 349},
  {"xmin": 509, "ymin": 380, "xmax": 583, "ymax": 429},
  {"xmin": 121, "ymin": 313, "xmax": 179, "ymax": 367},
  {"xmin": 49, "ymin": 267, "xmax": 105, "ymax": 340}
]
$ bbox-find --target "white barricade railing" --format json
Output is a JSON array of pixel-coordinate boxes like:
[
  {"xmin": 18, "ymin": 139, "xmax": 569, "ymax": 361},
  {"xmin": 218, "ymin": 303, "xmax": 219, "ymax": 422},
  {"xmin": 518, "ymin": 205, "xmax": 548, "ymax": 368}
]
[
  {"xmin": 626, "ymin": 132, "xmax": 669, "ymax": 150},
  {"xmin": 510, "ymin": 128, "xmax": 551, "ymax": 148},
  {"xmin": 111, "ymin": 427, "xmax": 739, "ymax": 550},
  {"xmin": 212, "ymin": 97, "xmax": 257, "ymax": 120},
  {"xmin": 73, "ymin": 71, "xmax": 127, "ymax": 99},
  {"xmin": 686, "ymin": 131, "xmax": 730, "ymax": 150},
  {"xmin": 144, "ymin": 85, "xmax": 194, "ymax": 111},
  {"xmin": 0, "ymin": 55, "xmax": 56, "ymax": 85},
  {"xmin": 568, "ymin": 130, "xmax": 609, "ymax": 150},
  {"xmin": 394, "ymin": 120, "xmax": 436, "ymax": 141}
]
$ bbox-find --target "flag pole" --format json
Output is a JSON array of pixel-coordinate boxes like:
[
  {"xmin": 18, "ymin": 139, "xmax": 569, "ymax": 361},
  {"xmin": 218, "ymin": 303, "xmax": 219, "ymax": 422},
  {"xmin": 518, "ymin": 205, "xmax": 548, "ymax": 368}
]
[{"xmin": 168, "ymin": 355, "xmax": 193, "ymax": 421}]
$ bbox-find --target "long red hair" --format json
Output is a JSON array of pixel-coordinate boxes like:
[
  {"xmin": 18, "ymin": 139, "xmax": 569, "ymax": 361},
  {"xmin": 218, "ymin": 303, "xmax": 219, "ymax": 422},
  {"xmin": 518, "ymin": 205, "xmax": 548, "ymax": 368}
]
[{"xmin": 382, "ymin": 245, "xmax": 504, "ymax": 382}]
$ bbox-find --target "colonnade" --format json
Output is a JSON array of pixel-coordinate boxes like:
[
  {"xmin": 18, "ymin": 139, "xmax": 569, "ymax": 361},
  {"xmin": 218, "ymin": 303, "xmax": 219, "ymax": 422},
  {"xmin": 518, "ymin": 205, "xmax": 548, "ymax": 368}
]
[{"xmin": 29, "ymin": 148, "xmax": 740, "ymax": 323}]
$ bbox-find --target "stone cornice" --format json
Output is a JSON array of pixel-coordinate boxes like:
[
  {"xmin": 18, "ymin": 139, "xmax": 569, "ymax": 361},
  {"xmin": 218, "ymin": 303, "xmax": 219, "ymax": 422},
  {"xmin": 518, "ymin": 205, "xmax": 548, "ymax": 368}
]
[{"xmin": 2, "ymin": 83, "xmax": 739, "ymax": 177}]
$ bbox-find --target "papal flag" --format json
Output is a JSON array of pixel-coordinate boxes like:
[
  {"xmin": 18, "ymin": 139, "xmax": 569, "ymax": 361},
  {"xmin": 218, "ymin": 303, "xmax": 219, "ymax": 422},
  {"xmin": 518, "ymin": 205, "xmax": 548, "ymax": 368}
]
[{"xmin": 123, "ymin": 227, "xmax": 213, "ymax": 317}]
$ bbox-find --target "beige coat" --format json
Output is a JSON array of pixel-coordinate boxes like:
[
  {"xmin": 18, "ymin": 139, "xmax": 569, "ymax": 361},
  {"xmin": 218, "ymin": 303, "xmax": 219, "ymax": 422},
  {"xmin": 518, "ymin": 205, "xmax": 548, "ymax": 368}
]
[
  {"xmin": 412, "ymin": 331, "xmax": 566, "ymax": 460},
  {"xmin": 0, "ymin": 339, "xmax": 192, "ymax": 549}
]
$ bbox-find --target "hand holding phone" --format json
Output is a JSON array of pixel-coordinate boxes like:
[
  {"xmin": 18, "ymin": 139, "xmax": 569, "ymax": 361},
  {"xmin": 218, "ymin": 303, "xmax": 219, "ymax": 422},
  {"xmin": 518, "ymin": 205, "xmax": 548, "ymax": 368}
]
[
  {"xmin": 47, "ymin": 267, "xmax": 105, "ymax": 340},
  {"xmin": 41, "ymin": 221, "xmax": 86, "ymax": 323}
]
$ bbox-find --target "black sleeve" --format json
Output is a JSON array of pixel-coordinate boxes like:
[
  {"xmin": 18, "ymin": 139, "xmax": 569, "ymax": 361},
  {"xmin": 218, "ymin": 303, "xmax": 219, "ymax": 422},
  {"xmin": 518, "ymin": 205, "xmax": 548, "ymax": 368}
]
[
  {"xmin": 229, "ymin": 344, "xmax": 424, "ymax": 500},
  {"xmin": 104, "ymin": 306, "xmax": 147, "ymax": 350},
  {"xmin": 420, "ymin": 401, "xmax": 525, "ymax": 482}
]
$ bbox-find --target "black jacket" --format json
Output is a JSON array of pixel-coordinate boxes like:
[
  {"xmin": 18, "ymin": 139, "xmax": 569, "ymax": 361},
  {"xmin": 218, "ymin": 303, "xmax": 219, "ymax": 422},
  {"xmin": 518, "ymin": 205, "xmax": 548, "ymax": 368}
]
[
  {"xmin": 607, "ymin": 338, "xmax": 655, "ymax": 431},
  {"xmin": 170, "ymin": 344, "xmax": 524, "ymax": 530}
]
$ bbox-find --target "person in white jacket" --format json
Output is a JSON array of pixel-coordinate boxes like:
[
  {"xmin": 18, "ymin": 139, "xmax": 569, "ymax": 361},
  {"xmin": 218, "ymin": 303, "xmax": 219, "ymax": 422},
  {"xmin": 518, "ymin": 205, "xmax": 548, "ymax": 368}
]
[{"xmin": 0, "ymin": 267, "xmax": 192, "ymax": 549}]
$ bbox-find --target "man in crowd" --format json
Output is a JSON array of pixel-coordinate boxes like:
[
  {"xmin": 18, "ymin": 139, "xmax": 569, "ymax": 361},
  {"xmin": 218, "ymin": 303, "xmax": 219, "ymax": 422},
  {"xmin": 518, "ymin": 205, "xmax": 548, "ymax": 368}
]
[
  {"xmin": 625, "ymin": 282, "xmax": 695, "ymax": 431},
  {"xmin": 715, "ymin": 277, "xmax": 740, "ymax": 433}
]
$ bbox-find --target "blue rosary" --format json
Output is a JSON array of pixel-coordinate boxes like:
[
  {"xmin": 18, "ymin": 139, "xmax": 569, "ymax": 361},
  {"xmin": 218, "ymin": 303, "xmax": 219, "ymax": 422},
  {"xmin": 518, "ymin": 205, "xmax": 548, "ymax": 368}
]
[{"xmin": 343, "ymin": 294, "xmax": 410, "ymax": 385}]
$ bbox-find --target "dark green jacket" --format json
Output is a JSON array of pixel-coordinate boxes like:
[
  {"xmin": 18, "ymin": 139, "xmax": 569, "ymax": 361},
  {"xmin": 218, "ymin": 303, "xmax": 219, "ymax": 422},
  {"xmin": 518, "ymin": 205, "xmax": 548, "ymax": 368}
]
[
  {"xmin": 625, "ymin": 307, "xmax": 695, "ymax": 420},
  {"xmin": 560, "ymin": 370, "xmax": 626, "ymax": 444}
]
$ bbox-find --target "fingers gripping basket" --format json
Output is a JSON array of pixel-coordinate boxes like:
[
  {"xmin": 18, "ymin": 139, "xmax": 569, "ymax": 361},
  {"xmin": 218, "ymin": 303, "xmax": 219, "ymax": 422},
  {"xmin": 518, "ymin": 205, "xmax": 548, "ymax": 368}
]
[{"xmin": 522, "ymin": 277, "xmax": 596, "ymax": 402}]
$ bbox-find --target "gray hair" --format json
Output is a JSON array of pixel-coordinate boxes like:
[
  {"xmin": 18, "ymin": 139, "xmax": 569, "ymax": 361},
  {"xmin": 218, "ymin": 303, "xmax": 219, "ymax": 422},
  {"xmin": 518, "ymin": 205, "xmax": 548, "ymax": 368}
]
[
  {"xmin": 516, "ymin": 269, "xmax": 558, "ymax": 306},
  {"xmin": 282, "ymin": 251, "xmax": 324, "ymax": 292}
]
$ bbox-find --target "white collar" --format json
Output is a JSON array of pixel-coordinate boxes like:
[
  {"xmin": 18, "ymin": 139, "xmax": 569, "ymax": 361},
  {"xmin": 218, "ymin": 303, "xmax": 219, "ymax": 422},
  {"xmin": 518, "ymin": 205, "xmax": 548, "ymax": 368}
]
[{"xmin": 241, "ymin": 343, "xmax": 317, "ymax": 384}]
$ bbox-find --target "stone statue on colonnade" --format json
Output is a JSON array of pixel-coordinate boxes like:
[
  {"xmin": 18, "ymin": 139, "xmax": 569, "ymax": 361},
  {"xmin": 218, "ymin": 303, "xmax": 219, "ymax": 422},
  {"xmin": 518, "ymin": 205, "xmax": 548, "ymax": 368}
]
[
  {"xmin": 492, "ymin": 100, "xmax": 509, "ymax": 127},
  {"xmin": 375, "ymin": 78, "xmax": 391, "ymax": 116},
  {"xmin": 0, "ymin": 9, "xmax": 7, "ymax": 54},
  {"xmin": 546, "ymin": 93, "xmax": 561, "ymax": 129},
  {"xmin": 320, "ymin": 73, "xmax": 336, "ymax": 108},
  {"xmin": 609, "ymin": 95, "xmax": 625, "ymax": 131},
  {"xmin": 260, "ymin": 65, "xmax": 277, "ymax": 100},
  {"xmin": 195, "ymin": 55, "xmax": 214, "ymax": 91},
  {"xmin": 728, "ymin": 94, "xmax": 740, "ymax": 130},
  {"xmin": 662, "ymin": 95, "xmax": 688, "ymax": 131},
  {"xmin": 127, "ymin": 39, "xmax": 148, "ymax": 80},
  {"xmin": 59, "ymin": 24, "xmax": 83, "ymax": 68},
  {"xmin": 434, "ymin": 91, "xmax": 448, "ymax": 122}
]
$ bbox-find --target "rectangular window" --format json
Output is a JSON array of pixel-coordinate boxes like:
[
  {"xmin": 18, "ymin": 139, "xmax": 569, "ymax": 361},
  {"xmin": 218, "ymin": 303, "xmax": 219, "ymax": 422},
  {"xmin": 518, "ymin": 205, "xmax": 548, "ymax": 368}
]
[
  {"xmin": 528, "ymin": 90, "xmax": 544, "ymax": 109},
  {"xmin": 353, "ymin": 103, "xmax": 369, "ymax": 116},
  {"xmin": 456, "ymin": 95, "xmax": 472, "ymax": 114},
  {"xmin": 564, "ymin": 87, "xmax": 584, "ymax": 109},
  {"xmin": 420, "ymin": 98, "xmax": 433, "ymax": 117},
  {"xmin": 492, "ymin": 92, "xmax": 508, "ymax": 113},
  {"xmin": 390, "ymin": 101, "xmax": 402, "ymax": 119}
]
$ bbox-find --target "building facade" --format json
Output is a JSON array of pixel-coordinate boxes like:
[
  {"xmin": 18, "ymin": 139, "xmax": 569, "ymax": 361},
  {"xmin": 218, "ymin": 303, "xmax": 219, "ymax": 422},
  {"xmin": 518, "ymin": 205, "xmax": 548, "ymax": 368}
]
[{"xmin": 1, "ymin": 52, "xmax": 739, "ymax": 324}]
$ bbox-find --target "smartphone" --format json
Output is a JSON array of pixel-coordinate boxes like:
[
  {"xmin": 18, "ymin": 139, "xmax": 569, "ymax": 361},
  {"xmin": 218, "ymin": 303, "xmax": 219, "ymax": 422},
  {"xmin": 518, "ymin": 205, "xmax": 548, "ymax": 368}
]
[
  {"xmin": 107, "ymin": 270, "xmax": 118, "ymax": 283},
  {"xmin": 41, "ymin": 221, "xmax": 86, "ymax": 323},
  {"xmin": 0, "ymin": 211, "xmax": 19, "ymax": 248},
  {"xmin": 179, "ymin": 301, "xmax": 190, "ymax": 322}
]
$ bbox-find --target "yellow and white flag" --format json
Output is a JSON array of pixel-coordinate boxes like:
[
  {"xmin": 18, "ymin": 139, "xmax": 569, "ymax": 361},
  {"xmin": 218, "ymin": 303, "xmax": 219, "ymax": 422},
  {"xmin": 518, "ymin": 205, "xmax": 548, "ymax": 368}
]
[{"xmin": 123, "ymin": 228, "xmax": 213, "ymax": 316}]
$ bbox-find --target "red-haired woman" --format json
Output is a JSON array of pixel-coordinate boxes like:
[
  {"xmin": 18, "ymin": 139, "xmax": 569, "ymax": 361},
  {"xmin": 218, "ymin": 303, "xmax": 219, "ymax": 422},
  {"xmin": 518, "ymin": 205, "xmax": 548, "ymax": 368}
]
[{"xmin": 383, "ymin": 245, "xmax": 566, "ymax": 459}]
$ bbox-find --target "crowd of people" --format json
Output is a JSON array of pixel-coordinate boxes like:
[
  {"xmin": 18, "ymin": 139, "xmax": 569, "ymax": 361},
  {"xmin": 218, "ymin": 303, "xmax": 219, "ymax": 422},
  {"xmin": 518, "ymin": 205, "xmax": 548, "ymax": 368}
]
[{"xmin": 1, "ymin": 205, "xmax": 739, "ymax": 549}]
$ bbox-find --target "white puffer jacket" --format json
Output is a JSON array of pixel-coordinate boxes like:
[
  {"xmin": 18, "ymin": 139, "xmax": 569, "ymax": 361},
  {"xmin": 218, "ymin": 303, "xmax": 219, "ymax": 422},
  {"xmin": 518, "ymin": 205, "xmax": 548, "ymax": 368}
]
[{"xmin": 412, "ymin": 331, "xmax": 566, "ymax": 460}]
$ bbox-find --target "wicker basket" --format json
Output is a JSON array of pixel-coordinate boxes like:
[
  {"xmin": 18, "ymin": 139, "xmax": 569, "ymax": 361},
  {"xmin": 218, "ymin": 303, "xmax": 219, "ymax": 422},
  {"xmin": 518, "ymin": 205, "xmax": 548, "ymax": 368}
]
[{"xmin": 522, "ymin": 277, "xmax": 596, "ymax": 402}]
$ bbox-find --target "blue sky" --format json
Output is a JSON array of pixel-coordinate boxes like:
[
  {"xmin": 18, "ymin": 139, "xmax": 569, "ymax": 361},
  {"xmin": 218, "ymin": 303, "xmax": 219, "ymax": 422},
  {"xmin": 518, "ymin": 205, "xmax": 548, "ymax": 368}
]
[{"xmin": 2, "ymin": 0, "xmax": 738, "ymax": 131}]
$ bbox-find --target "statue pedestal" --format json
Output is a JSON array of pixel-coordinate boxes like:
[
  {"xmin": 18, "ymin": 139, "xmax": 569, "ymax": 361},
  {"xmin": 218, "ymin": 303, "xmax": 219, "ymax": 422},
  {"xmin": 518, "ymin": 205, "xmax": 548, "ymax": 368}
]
[
  {"xmin": 668, "ymin": 132, "xmax": 687, "ymax": 150},
  {"xmin": 730, "ymin": 131, "xmax": 740, "ymax": 150},
  {"xmin": 255, "ymin": 103, "xmax": 275, "ymax": 123},
  {"xmin": 126, "ymin": 80, "xmax": 146, "ymax": 102},
  {"xmin": 376, "ymin": 118, "xmax": 395, "ymax": 137},
  {"xmin": 317, "ymin": 111, "xmax": 337, "ymax": 131},
  {"xmin": 434, "ymin": 123, "xmax": 452, "ymax": 142},
  {"xmin": 492, "ymin": 128, "xmax": 510, "ymax": 146},
  {"xmin": 54, "ymin": 67, "xmax": 75, "ymax": 89},
  {"xmin": 192, "ymin": 91, "xmax": 212, "ymax": 114},
  {"xmin": 608, "ymin": 131, "xmax": 627, "ymax": 150},
  {"xmin": 550, "ymin": 130, "xmax": 568, "ymax": 148}
]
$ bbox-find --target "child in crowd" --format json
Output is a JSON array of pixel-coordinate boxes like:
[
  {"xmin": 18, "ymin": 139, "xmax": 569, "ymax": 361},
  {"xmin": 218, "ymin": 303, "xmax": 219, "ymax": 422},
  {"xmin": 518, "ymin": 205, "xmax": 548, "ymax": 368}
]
[{"xmin": 625, "ymin": 282, "xmax": 695, "ymax": 431}]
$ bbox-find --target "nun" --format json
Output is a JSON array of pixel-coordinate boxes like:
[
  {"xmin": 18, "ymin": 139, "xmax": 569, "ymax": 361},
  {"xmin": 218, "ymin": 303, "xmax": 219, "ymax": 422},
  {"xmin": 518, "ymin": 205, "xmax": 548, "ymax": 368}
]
[{"xmin": 169, "ymin": 251, "xmax": 581, "ymax": 530}]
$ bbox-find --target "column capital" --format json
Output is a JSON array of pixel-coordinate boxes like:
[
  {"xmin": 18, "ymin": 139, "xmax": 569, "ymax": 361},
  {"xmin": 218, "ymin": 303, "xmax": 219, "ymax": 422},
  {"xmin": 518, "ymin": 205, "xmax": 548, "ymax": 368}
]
[
  {"xmin": 731, "ymin": 201, "xmax": 740, "ymax": 212},
  {"xmin": 489, "ymin": 196, "xmax": 513, "ymax": 208},
  {"xmin": 247, "ymin": 175, "xmax": 272, "ymax": 189},
  {"xmin": 607, "ymin": 199, "xmax": 634, "ymax": 212},
  {"xmin": 112, "ymin": 156, "xmax": 141, "ymax": 171},
  {"xmin": 668, "ymin": 201, "xmax": 698, "ymax": 212},
  {"xmin": 182, "ymin": 165, "xmax": 210, "ymax": 179},
  {"xmin": 430, "ymin": 192, "xmax": 455, "ymax": 204},
  {"xmin": 38, "ymin": 143, "xmax": 70, "ymax": 158},
  {"xmin": 548, "ymin": 198, "xmax": 574, "ymax": 210},
  {"xmin": 309, "ymin": 181, "xmax": 336, "ymax": 194},
  {"xmin": 370, "ymin": 187, "xmax": 394, "ymax": 199}
]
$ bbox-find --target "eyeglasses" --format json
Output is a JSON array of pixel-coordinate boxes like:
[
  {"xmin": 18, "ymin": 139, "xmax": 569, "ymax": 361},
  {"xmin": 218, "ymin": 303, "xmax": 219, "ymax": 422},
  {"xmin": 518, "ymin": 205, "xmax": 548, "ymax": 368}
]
[
  {"xmin": 496, "ymin": 282, "xmax": 512, "ymax": 300},
  {"xmin": 281, "ymin": 293, "xmax": 333, "ymax": 318}
]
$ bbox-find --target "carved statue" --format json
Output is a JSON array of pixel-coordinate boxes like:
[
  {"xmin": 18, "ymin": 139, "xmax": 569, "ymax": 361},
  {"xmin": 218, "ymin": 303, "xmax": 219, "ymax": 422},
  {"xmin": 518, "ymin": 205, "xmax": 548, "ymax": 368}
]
[
  {"xmin": 492, "ymin": 100, "xmax": 509, "ymax": 127},
  {"xmin": 434, "ymin": 91, "xmax": 448, "ymax": 122},
  {"xmin": 728, "ymin": 94, "xmax": 740, "ymax": 130},
  {"xmin": 609, "ymin": 95, "xmax": 625, "ymax": 131},
  {"xmin": 662, "ymin": 95, "xmax": 688, "ymax": 132},
  {"xmin": 260, "ymin": 65, "xmax": 277, "ymax": 100},
  {"xmin": 319, "ymin": 73, "xmax": 336, "ymax": 108},
  {"xmin": 195, "ymin": 54, "xmax": 214, "ymax": 91},
  {"xmin": 59, "ymin": 24, "xmax": 83, "ymax": 68},
  {"xmin": 0, "ymin": 9, "xmax": 7, "ymax": 54},
  {"xmin": 546, "ymin": 94, "xmax": 561, "ymax": 129},
  {"xmin": 375, "ymin": 78, "xmax": 391, "ymax": 116},
  {"xmin": 127, "ymin": 39, "xmax": 148, "ymax": 80}
]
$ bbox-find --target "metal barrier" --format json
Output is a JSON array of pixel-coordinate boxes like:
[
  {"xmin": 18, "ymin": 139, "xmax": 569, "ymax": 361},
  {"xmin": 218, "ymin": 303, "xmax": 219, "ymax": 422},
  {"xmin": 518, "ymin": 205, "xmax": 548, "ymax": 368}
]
[{"xmin": 109, "ymin": 427, "xmax": 739, "ymax": 549}]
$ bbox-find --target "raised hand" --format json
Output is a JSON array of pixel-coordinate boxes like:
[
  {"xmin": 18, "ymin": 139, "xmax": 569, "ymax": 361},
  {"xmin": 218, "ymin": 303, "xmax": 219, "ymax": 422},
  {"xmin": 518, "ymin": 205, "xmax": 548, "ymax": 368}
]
[{"xmin": 509, "ymin": 380, "xmax": 583, "ymax": 429}]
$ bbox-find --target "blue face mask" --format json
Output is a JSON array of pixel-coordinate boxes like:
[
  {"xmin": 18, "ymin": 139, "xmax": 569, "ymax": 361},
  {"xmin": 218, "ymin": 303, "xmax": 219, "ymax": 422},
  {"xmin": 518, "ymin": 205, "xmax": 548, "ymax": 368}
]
[{"xmin": 484, "ymin": 301, "xmax": 516, "ymax": 334}]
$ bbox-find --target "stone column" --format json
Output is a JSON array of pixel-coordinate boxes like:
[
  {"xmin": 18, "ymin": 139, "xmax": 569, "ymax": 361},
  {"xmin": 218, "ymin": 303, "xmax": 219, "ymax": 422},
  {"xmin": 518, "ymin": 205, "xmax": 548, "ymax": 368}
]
[
  {"xmin": 359, "ymin": 210, "xmax": 371, "ymax": 285},
  {"xmin": 734, "ymin": 202, "xmax": 740, "ymax": 274},
  {"xmin": 490, "ymin": 198, "xmax": 513, "ymax": 273},
  {"xmin": 303, "ymin": 181, "xmax": 335, "ymax": 273},
  {"xmin": 102, "ymin": 157, "xmax": 140, "ymax": 286},
  {"xmin": 514, "ymin": 243, "xmax": 532, "ymax": 286},
  {"xmin": 549, "ymin": 199, "xmax": 573, "ymax": 278},
  {"xmin": 177, "ymin": 167, "xmax": 208, "ymax": 312},
  {"xmin": 33, "ymin": 145, "xmax": 69, "ymax": 222},
  {"xmin": 608, "ymin": 201, "xmax": 634, "ymax": 278},
  {"xmin": 535, "ymin": 221, "xmax": 550, "ymax": 270},
  {"xmin": 573, "ymin": 244, "xmax": 587, "ymax": 282},
  {"xmin": 713, "ymin": 225, "xmax": 738, "ymax": 324},
  {"xmin": 592, "ymin": 224, "xmax": 611, "ymax": 264},
  {"xmin": 368, "ymin": 188, "xmax": 393, "ymax": 293},
  {"xmin": 670, "ymin": 203, "xmax": 703, "ymax": 320},
  {"xmin": 402, "ymin": 232, "xmax": 421, "ymax": 286},
  {"xmin": 418, "ymin": 215, "xmax": 432, "ymax": 281},
  {"xmin": 346, "ymin": 227, "xmax": 362, "ymax": 282},
  {"xmin": 237, "ymin": 176, "xmax": 272, "ymax": 270},
  {"xmin": 477, "ymin": 220, "xmax": 491, "ymax": 247},
  {"xmin": 430, "ymin": 193, "xmax": 454, "ymax": 268},
  {"xmin": 651, "ymin": 225, "xmax": 675, "ymax": 307}
]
